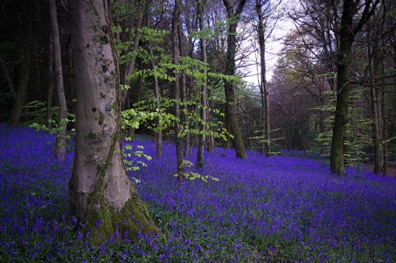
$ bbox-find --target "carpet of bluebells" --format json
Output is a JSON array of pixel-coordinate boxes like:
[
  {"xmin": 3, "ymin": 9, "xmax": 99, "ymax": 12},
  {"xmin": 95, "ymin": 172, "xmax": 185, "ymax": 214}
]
[{"xmin": 1, "ymin": 124, "xmax": 396, "ymax": 263}]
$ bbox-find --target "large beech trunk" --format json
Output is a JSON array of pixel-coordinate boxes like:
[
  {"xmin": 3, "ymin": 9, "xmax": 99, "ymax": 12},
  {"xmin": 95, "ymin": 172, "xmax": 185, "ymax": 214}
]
[{"xmin": 69, "ymin": 0, "xmax": 159, "ymax": 243}]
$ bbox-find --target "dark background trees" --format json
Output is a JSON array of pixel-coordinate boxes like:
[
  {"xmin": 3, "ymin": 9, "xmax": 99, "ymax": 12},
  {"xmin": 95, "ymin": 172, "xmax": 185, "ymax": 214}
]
[{"xmin": 0, "ymin": 0, "xmax": 395, "ymax": 179}]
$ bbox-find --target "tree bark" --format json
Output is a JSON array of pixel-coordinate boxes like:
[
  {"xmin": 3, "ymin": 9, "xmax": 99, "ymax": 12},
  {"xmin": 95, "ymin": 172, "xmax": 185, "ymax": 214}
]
[
  {"xmin": 223, "ymin": 0, "xmax": 247, "ymax": 158},
  {"xmin": 255, "ymin": 0, "xmax": 271, "ymax": 156},
  {"xmin": 120, "ymin": 3, "xmax": 145, "ymax": 107},
  {"xmin": 196, "ymin": 0, "xmax": 208, "ymax": 168},
  {"xmin": 9, "ymin": 45, "xmax": 31, "ymax": 127},
  {"xmin": 69, "ymin": 0, "xmax": 159, "ymax": 243},
  {"xmin": 47, "ymin": 37, "xmax": 55, "ymax": 130},
  {"xmin": 172, "ymin": 0, "xmax": 185, "ymax": 177},
  {"xmin": 146, "ymin": 14, "xmax": 163, "ymax": 157},
  {"xmin": 178, "ymin": 19, "xmax": 191, "ymax": 157},
  {"xmin": 330, "ymin": 0, "xmax": 379, "ymax": 175},
  {"xmin": 49, "ymin": 0, "xmax": 68, "ymax": 161},
  {"xmin": 368, "ymin": 24, "xmax": 385, "ymax": 175}
]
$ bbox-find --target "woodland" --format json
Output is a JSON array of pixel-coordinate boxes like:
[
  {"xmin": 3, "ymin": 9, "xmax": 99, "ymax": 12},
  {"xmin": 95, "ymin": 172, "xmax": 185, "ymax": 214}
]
[{"xmin": 0, "ymin": 0, "xmax": 396, "ymax": 262}]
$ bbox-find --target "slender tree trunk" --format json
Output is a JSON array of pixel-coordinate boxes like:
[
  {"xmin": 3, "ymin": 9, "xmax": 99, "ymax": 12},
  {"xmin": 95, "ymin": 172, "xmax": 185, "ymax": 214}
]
[
  {"xmin": 47, "ymin": 38, "xmax": 55, "ymax": 130},
  {"xmin": 172, "ymin": 0, "xmax": 185, "ymax": 177},
  {"xmin": 367, "ymin": 23, "xmax": 385, "ymax": 174},
  {"xmin": 49, "ymin": 0, "xmax": 68, "ymax": 161},
  {"xmin": 120, "ymin": 3, "xmax": 145, "ymax": 108},
  {"xmin": 147, "ymin": 16, "xmax": 162, "ymax": 157},
  {"xmin": 178, "ymin": 23, "xmax": 191, "ymax": 157},
  {"xmin": 68, "ymin": 0, "xmax": 159, "ymax": 243},
  {"xmin": 256, "ymin": 0, "xmax": 271, "ymax": 156},
  {"xmin": 330, "ymin": 0, "xmax": 379, "ymax": 175},
  {"xmin": 9, "ymin": 46, "xmax": 31, "ymax": 127},
  {"xmin": 223, "ymin": 0, "xmax": 247, "ymax": 158},
  {"xmin": 206, "ymin": 88, "xmax": 214, "ymax": 152},
  {"xmin": 150, "ymin": 49, "xmax": 162, "ymax": 157},
  {"xmin": 196, "ymin": 0, "xmax": 208, "ymax": 168},
  {"xmin": 67, "ymin": 42, "xmax": 76, "ymax": 120},
  {"xmin": 0, "ymin": 54, "xmax": 19, "ymax": 123},
  {"xmin": 371, "ymin": 85, "xmax": 385, "ymax": 174},
  {"xmin": 330, "ymin": 47, "xmax": 352, "ymax": 175}
]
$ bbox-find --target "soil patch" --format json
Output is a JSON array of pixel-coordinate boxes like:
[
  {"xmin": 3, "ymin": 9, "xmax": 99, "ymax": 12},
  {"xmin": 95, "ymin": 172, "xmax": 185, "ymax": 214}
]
[{"xmin": 363, "ymin": 163, "xmax": 396, "ymax": 178}]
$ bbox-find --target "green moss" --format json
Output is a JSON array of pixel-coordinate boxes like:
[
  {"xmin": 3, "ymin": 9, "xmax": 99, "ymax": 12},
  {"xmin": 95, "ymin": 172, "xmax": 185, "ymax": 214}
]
[
  {"xmin": 82, "ymin": 189, "xmax": 160, "ymax": 245},
  {"xmin": 98, "ymin": 112, "xmax": 105, "ymax": 126},
  {"xmin": 87, "ymin": 132, "xmax": 96, "ymax": 141},
  {"xmin": 99, "ymin": 35, "xmax": 109, "ymax": 44}
]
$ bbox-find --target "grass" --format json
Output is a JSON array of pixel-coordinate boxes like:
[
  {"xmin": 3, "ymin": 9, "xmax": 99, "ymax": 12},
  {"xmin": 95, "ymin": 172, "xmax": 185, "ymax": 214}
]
[{"xmin": 0, "ymin": 124, "xmax": 395, "ymax": 262}]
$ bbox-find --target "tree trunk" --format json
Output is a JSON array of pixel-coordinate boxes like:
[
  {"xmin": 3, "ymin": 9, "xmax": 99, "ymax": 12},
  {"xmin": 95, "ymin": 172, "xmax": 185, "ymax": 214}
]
[
  {"xmin": 196, "ymin": 0, "xmax": 208, "ymax": 168},
  {"xmin": 121, "ymin": 4, "xmax": 145, "ymax": 108},
  {"xmin": 329, "ymin": 40, "xmax": 352, "ymax": 175},
  {"xmin": 223, "ymin": 0, "xmax": 247, "ymax": 158},
  {"xmin": 256, "ymin": 0, "xmax": 271, "ymax": 156},
  {"xmin": 330, "ymin": 0, "xmax": 379, "ymax": 175},
  {"xmin": 150, "ymin": 51, "xmax": 163, "ymax": 157},
  {"xmin": 147, "ymin": 15, "xmax": 163, "ymax": 157},
  {"xmin": 172, "ymin": 0, "xmax": 185, "ymax": 177},
  {"xmin": 68, "ymin": 0, "xmax": 159, "ymax": 244},
  {"xmin": 47, "ymin": 37, "xmax": 55, "ymax": 130},
  {"xmin": 178, "ymin": 22, "xmax": 191, "ymax": 157},
  {"xmin": 9, "ymin": 31, "xmax": 32, "ymax": 127},
  {"xmin": 367, "ymin": 22, "xmax": 385, "ymax": 175},
  {"xmin": 371, "ymin": 84, "xmax": 385, "ymax": 174},
  {"xmin": 49, "ymin": 0, "xmax": 68, "ymax": 161}
]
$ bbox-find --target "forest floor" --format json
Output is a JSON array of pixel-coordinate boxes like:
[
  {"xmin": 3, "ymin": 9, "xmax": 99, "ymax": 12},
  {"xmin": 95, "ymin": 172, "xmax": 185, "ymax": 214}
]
[{"xmin": 364, "ymin": 163, "xmax": 396, "ymax": 177}]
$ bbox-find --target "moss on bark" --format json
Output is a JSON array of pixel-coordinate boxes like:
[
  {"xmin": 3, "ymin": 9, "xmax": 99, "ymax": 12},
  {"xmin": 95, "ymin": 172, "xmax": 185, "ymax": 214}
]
[{"xmin": 82, "ymin": 190, "xmax": 159, "ymax": 244}]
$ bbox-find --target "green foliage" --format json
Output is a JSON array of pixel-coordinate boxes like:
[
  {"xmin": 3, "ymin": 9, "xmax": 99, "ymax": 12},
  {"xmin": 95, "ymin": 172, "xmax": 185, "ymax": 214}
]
[
  {"xmin": 23, "ymin": 100, "xmax": 75, "ymax": 141},
  {"xmin": 312, "ymin": 88, "xmax": 373, "ymax": 166},
  {"xmin": 174, "ymin": 160, "xmax": 219, "ymax": 182},
  {"xmin": 122, "ymin": 144, "xmax": 152, "ymax": 184},
  {"xmin": 122, "ymin": 98, "xmax": 178, "ymax": 134}
]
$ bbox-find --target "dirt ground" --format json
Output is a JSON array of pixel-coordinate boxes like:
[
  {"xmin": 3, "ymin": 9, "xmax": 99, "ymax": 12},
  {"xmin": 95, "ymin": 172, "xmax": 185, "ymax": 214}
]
[{"xmin": 363, "ymin": 163, "xmax": 396, "ymax": 178}]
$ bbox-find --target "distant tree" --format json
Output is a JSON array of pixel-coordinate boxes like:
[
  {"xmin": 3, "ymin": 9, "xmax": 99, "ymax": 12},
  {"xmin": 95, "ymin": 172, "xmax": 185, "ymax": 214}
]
[
  {"xmin": 147, "ymin": 18, "xmax": 163, "ymax": 157},
  {"xmin": 178, "ymin": 2, "xmax": 192, "ymax": 157},
  {"xmin": 196, "ymin": 0, "xmax": 208, "ymax": 168},
  {"xmin": 172, "ymin": 0, "xmax": 185, "ymax": 178},
  {"xmin": 49, "ymin": 0, "xmax": 67, "ymax": 161},
  {"xmin": 223, "ymin": 0, "xmax": 247, "ymax": 158},
  {"xmin": 7, "ymin": 1, "xmax": 36, "ymax": 127},
  {"xmin": 254, "ymin": 0, "xmax": 275, "ymax": 156},
  {"xmin": 330, "ymin": 0, "xmax": 379, "ymax": 175},
  {"xmin": 363, "ymin": 0, "xmax": 396, "ymax": 175},
  {"xmin": 68, "ymin": 0, "xmax": 159, "ymax": 243}
]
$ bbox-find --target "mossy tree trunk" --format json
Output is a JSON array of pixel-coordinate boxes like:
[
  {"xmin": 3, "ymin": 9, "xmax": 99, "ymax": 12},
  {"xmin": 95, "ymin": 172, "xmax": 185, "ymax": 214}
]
[
  {"xmin": 69, "ymin": 0, "xmax": 159, "ymax": 244},
  {"xmin": 223, "ymin": 0, "xmax": 247, "ymax": 159},
  {"xmin": 330, "ymin": 0, "xmax": 379, "ymax": 175}
]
